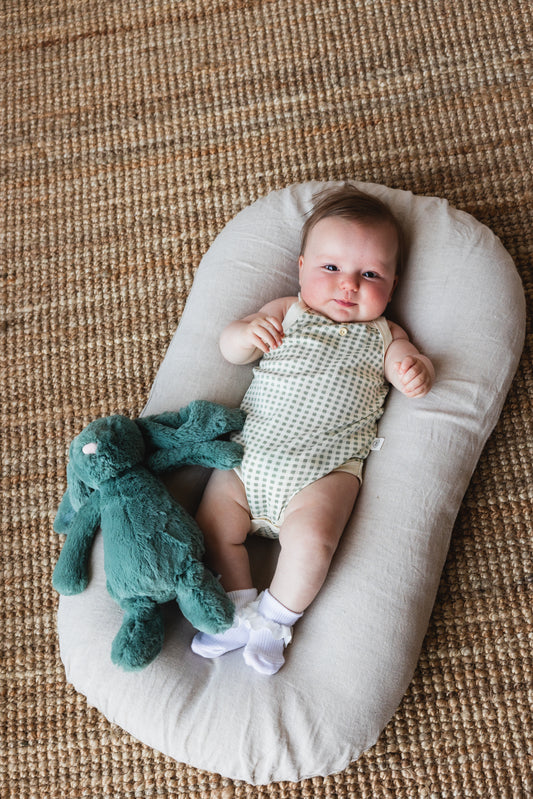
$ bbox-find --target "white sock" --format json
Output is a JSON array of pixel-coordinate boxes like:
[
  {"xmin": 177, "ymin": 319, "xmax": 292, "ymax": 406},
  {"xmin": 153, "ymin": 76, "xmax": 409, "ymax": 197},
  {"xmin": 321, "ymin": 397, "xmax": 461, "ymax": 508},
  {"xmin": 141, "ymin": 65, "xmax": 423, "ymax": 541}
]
[
  {"xmin": 191, "ymin": 588, "xmax": 258, "ymax": 658},
  {"xmin": 243, "ymin": 590, "xmax": 303, "ymax": 676}
]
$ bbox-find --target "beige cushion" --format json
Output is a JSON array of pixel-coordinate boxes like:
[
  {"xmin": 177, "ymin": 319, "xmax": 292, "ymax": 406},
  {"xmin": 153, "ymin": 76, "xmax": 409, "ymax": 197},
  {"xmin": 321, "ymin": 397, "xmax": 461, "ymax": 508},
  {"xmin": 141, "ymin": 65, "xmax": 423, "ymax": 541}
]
[{"xmin": 58, "ymin": 181, "xmax": 525, "ymax": 784}]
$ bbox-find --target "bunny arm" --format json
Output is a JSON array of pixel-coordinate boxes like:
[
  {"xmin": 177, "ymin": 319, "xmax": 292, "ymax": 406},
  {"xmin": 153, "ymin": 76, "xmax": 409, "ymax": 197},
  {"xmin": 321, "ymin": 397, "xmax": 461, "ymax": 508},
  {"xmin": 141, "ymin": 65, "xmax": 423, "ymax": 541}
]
[
  {"xmin": 53, "ymin": 460, "xmax": 95, "ymax": 533},
  {"xmin": 53, "ymin": 489, "xmax": 77, "ymax": 534},
  {"xmin": 52, "ymin": 490, "xmax": 101, "ymax": 595}
]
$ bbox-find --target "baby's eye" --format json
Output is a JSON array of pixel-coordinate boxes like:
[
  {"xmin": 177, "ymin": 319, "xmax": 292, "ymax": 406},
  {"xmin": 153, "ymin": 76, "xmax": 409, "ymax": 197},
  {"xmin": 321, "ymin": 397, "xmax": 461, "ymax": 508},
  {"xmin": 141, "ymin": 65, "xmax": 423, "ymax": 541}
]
[
  {"xmin": 363, "ymin": 271, "xmax": 380, "ymax": 279},
  {"xmin": 323, "ymin": 264, "xmax": 339, "ymax": 272}
]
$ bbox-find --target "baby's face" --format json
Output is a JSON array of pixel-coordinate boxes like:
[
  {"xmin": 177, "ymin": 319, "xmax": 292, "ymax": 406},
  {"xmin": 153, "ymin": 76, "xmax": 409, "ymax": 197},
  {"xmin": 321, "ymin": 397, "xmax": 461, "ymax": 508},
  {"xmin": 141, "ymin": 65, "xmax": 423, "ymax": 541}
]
[{"xmin": 298, "ymin": 216, "xmax": 399, "ymax": 323}]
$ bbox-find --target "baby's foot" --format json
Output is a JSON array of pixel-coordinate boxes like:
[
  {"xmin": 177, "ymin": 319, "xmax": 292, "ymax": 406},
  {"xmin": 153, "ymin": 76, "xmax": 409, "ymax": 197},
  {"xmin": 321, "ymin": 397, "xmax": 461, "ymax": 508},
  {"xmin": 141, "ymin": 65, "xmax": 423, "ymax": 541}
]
[
  {"xmin": 243, "ymin": 627, "xmax": 287, "ymax": 675},
  {"xmin": 191, "ymin": 588, "xmax": 257, "ymax": 658},
  {"xmin": 242, "ymin": 590, "xmax": 302, "ymax": 676},
  {"xmin": 191, "ymin": 621, "xmax": 249, "ymax": 658}
]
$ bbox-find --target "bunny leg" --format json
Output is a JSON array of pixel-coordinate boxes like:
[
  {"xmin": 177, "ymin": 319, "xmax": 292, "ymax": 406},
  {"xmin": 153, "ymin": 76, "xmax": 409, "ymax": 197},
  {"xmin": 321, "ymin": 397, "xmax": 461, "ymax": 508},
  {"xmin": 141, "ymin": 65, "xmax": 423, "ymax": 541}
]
[
  {"xmin": 175, "ymin": 560, "xmax": 235, "ymax": 634},
  {"xmin": 111, "ymin": 596, "xmax": 164, "ymax": 671}
]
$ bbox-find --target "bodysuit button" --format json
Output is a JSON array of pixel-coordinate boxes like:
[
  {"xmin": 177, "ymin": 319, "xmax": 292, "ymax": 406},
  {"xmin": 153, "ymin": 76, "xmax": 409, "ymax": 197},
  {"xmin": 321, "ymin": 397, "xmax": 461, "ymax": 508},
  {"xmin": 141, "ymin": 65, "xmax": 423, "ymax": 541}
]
[{"xmin": 338, "ymin": 327, "xmax": 348, "ymax": 336}]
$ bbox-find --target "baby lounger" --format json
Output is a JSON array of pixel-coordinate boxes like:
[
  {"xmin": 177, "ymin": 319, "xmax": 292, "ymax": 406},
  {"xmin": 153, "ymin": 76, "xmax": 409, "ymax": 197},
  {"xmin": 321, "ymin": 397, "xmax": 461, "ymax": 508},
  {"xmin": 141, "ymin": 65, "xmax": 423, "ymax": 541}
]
[{"xmin": 57, "ymin": 181, "xmax": 525, "ymax": 784}]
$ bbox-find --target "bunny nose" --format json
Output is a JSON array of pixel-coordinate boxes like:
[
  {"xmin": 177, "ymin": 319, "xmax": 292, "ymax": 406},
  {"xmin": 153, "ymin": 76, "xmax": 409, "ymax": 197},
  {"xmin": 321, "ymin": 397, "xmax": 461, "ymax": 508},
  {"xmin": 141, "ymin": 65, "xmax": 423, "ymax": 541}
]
[{"xmin": 82, "ymin": 442, "xmax": 98, "ymax": 455}]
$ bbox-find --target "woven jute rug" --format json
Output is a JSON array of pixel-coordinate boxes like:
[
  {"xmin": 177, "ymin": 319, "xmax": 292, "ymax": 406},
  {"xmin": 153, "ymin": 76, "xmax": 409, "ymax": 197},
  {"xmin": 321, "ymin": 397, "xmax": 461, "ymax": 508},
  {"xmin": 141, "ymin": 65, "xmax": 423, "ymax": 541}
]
[{"xmin": 2, "ymin": 0, "xmax": 531, "ymax": 796}]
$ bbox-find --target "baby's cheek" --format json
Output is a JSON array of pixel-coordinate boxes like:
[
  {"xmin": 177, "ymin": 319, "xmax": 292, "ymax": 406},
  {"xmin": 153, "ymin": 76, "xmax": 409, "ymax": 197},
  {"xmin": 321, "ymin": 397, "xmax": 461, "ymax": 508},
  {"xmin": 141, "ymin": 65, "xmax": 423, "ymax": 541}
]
[{"xmin": 376, "ymin": 284, "xmax": 393, "ymax": 305}]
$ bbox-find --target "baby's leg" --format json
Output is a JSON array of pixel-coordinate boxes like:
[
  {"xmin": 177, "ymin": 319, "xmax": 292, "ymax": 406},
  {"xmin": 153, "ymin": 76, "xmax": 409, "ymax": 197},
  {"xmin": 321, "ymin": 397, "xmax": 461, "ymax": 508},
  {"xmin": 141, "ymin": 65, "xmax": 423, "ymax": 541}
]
[
  {"xmin": 243, "ymin": 472, "xmax": 359, "ymax": 674},
  {"xmin": 196, "ymin": 468, "xmax": 253, "ymax": 592},
  {"xmin": 191, "ymin": 469, "xmax": 256, "ymax": 658},
  {"xmin": 270, "ymin": 471, "xmax": 360, "ymax": 612}
]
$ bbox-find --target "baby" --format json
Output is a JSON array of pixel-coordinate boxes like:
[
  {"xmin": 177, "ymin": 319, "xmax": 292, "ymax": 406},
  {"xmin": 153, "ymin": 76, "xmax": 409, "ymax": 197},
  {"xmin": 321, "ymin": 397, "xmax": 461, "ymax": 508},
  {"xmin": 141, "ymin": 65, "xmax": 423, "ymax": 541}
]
[{"xmin": 191, "ymin": 185, "xmax": 434, "ymax": 675}]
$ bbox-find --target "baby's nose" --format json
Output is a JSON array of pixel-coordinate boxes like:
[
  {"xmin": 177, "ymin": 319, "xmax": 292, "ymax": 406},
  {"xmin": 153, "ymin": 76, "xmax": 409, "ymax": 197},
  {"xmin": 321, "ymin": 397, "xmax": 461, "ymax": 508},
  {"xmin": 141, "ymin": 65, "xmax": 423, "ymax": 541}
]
[{"xmin": 341, "ymin": 274, "xmax": 359, "ymax": 291}]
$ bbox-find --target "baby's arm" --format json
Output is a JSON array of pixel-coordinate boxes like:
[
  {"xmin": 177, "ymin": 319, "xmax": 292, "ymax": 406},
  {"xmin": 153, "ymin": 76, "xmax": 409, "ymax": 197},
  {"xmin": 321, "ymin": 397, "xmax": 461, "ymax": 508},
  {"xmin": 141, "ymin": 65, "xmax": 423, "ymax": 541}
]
[
  {"xmin": 220, "ymin": 296, "xmax": 297, "ymax": 364},
  {"xmin": 384, "ymin": 321, "xmax": 435, "ymax": 398}
]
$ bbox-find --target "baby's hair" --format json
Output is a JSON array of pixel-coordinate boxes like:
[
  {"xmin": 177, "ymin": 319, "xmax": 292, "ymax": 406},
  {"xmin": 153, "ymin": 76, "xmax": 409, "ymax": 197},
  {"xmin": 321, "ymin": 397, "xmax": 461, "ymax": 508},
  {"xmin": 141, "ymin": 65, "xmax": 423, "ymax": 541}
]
[{"xmin": 300, "ymin": 184, "xmax": 406, "ymax": 275}]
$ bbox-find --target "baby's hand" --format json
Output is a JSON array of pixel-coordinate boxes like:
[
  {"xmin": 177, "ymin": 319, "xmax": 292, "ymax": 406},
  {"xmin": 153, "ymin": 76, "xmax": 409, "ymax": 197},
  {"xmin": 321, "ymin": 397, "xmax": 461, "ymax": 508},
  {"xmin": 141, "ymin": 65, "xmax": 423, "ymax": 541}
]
[
  {"xmin": 393, "ymin": 355, "xmax": 434, "ymax": 398},
  {"xmin": 245, "ymin": 315, "xmax": 284, "ymax": 354}
]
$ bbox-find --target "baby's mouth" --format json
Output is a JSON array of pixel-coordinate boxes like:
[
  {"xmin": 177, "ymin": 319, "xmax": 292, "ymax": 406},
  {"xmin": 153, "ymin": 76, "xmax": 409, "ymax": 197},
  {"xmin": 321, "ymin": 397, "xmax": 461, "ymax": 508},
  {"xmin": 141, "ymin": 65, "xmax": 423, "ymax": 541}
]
[{"xmin": 335, "ymin": 299, "xmax": 357, "ymax": 307}]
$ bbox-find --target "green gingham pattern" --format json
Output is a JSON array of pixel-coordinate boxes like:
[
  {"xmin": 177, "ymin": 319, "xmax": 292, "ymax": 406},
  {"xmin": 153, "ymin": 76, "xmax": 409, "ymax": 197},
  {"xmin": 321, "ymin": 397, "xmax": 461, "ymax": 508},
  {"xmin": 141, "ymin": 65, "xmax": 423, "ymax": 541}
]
[{"xmin": 234, "ymin": 304, "xmax": 392, "ymax": 535}]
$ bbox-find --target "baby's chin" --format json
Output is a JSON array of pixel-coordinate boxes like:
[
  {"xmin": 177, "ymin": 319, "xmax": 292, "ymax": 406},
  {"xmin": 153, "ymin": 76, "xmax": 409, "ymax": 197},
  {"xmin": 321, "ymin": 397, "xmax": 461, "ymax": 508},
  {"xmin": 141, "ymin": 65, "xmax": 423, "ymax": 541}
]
[
  {"xmin": 325, "ymin": 302, "xmax": 382, "ymax": 324},
  {"xmin": 302, "ymin": 295, "xmax": 388, "ymax": 323}
]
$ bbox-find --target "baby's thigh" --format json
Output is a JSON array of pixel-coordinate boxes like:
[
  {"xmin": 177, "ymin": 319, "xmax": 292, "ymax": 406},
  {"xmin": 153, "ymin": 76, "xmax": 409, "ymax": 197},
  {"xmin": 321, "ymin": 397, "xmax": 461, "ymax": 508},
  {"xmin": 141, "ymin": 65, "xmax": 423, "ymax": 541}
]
[
  {"xmin": 283, "ymin": 471, "xmax": 360, "ymax": 543},
  {"xmin": 197, "ymin": 469, "xmax": 251, "ymax": 531}
]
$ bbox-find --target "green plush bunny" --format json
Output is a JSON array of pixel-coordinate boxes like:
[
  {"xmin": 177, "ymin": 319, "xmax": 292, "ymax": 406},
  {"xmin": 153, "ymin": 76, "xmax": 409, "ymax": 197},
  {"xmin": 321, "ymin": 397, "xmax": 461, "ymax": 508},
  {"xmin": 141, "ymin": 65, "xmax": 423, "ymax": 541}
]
[{"xmin": 53, "ymin": 401, "xmax": 245, "ymax": 671}]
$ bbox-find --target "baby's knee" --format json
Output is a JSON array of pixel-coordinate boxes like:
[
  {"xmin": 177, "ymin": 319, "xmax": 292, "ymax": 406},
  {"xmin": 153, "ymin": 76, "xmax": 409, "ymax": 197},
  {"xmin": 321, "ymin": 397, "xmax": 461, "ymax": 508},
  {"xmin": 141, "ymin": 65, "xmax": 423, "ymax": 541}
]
[
  {"xmin": 280, "ymin": 515, "xmax": 340, "ymax": 562},
  {"xmin": 307, "ymin": 524, "xmax": 341, "ymax": 561}
]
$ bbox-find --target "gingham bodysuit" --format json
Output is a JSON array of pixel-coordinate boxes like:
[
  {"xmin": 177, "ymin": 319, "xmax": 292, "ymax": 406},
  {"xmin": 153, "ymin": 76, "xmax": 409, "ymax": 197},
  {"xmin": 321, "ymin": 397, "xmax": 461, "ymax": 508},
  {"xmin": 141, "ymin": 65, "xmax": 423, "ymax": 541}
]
[{"xmin": 233, "ymin": 299, "xmax": 393, "ymax": 537}]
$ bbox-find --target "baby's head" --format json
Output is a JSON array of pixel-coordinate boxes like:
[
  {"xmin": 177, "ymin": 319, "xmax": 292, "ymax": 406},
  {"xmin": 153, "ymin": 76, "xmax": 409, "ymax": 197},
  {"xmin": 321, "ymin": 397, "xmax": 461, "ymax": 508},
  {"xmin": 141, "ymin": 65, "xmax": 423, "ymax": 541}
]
[{"xmin": 299, "ymin": 185, "xmax": 405, "ymax": 323}]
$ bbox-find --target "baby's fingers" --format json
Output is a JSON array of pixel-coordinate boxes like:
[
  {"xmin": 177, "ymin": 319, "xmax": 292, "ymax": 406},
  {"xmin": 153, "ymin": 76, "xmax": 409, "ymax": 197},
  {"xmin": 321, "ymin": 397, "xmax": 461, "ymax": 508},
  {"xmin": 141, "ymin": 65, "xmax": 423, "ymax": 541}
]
[
  {"xmin": 404, "ymin": 377, "xmax": 430, "ymax": 398},
  {"xmin": 250, "ymin": 316, "xmax": 284, "ymax": 352},
  {"xmin": 394, "ymin": 360, "xmax": 430, "ymax": 397},
  {"xmin": 395, "ymin": 355, "xmax": 417, "ymax": 376}
]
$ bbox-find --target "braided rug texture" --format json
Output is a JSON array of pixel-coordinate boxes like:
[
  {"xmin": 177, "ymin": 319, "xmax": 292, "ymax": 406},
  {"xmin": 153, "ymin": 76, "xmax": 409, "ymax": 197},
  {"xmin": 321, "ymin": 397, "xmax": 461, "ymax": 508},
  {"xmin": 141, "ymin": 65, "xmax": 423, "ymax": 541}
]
[{"xmin": 1, "ymin": 1, "xmax": 532, "ymax": 796}]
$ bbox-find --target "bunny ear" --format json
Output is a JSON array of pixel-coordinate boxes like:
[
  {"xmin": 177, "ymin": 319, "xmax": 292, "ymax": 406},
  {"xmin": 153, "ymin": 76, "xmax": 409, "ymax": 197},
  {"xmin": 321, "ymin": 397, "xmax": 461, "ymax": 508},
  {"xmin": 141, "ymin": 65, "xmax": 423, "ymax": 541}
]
[
  {"xmin": 53, "ymin": 459, "xmax": 94, "ymax": 534},
  {"xmin": 135, "ymin": 402, "xmax": 246, "ymax": 474},
  {"xmin": 137, "ymin": 402, "xmax": 245, "ymax": 451},
  {"xmin": 135, "ymin": 412, "xmax": 188, "ymax": 452}
]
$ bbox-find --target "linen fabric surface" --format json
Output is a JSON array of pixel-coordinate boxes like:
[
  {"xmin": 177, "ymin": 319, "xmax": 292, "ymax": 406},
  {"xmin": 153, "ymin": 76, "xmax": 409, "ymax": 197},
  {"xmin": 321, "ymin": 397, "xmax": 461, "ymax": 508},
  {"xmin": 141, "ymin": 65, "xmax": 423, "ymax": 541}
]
[{"xmin": 57, "ymin": 181, "xmax": 525, "ymax": 784}]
